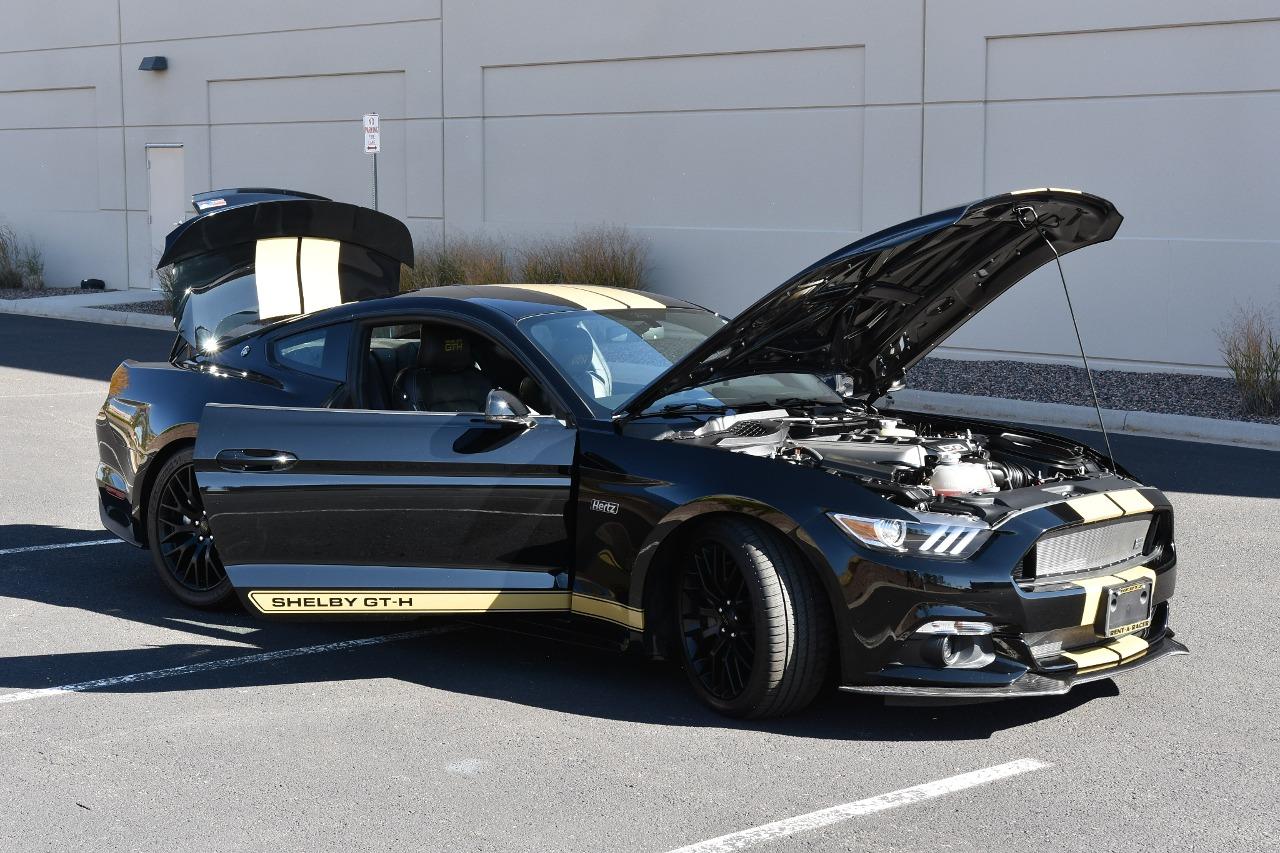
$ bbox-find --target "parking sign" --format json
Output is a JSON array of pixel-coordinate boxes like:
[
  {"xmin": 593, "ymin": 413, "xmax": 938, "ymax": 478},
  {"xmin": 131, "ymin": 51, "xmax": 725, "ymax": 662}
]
[{"xmin": 363, "ymin": 113, "xmax": 380, "ymax": 154}]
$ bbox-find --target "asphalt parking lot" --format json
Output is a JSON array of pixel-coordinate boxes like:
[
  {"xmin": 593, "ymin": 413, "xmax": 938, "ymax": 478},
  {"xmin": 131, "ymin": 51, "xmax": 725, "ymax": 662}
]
[{"xmin": 1, "ymin": 313, "xmax": 1277, "ymax": 852}]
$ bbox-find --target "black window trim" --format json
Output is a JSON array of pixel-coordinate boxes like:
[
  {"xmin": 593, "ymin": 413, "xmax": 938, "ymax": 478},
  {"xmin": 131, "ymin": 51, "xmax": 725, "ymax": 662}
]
[{"xmin": 348, "ymin": 309, "xmax": 577, "ymax": 425}]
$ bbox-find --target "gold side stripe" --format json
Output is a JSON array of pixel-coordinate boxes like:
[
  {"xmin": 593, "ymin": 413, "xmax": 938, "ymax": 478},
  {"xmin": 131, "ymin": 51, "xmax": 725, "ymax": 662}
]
[
  {"xmin": 247, "ymin": 589, "xmax": 645, "ymax": 630},
  {"xmin": 570, "ymin": 593, "xmax": 646, "ymax": 630},
  {"xmin": 248, "ymin": 590, "xmax": 570, "ymax": 615},
  {"xmin": 1108, "ymin": 489, "xmax": 1154, "ymax": 516},
  {"xmin": 1066, "ymin": 493, "xmax": 1124, "ymax": 523}
]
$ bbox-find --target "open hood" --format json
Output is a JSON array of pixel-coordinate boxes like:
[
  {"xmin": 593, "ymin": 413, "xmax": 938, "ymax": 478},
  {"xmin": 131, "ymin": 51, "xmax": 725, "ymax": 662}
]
[
  {"xmin": 163, "ymin": 198, "xmax": 413, "ymax": 352},
  {"xmin": 619, "ymin": 189, "xmax": 1121, "ymax": 416}
]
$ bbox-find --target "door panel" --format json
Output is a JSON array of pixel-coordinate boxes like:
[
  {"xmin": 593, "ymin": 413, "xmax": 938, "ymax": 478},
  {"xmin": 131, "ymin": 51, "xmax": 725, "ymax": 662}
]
[{"xmin": 193, "ymin": 404, "xmax": 575, "ymax": 591}]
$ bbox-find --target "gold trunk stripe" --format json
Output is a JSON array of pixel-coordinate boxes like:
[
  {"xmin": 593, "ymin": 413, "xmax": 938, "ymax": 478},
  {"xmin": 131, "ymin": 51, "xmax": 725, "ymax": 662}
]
[
  {"xmin": 1066, "ymin": 493, "xmax": 1124, "ymax": 523},
  {"xmin": 494, "ymin": 284, "xmax": 623, "ymax": 311},
  {"xmin": 1068, "ymin": 575, "xmax": 1121, "ymax": 627},
  {"xmin": 247, "ymin": 589, "xmax": 646, "ymax": 630},
  {"xmin": 1108, "ymin": 489, "xmax": 1154, "ymax": 516},
  {"xmin": 1062, "ymin": 645, "xmax": 1120, "ymax": 671},
  {"xmin": 1108, "ymin": 634, "xmax": 1149, "ymax": 661},
  {"xmin": 570, "ymin": 593, "xmax": 646, "ymax": 630}
]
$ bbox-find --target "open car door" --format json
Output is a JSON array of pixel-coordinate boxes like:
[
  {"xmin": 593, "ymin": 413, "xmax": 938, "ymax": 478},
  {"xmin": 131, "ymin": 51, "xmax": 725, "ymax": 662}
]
[{"xmin": 192, "ymin": 403, "xmax": 576, "ymax": 618}]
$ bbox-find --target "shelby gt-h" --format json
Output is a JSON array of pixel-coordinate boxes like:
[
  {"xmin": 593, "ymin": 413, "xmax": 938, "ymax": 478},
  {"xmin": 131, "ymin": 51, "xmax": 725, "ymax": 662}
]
[{"xmin": 97, "ymin": 187, "xmax": 1187, "ymax": 718}]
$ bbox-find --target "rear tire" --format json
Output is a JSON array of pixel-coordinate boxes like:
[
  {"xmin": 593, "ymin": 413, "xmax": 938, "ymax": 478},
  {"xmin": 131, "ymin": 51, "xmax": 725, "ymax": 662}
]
[
  {"xmin": 145, "ymin": 447, "xmax": 234, "ymax": 608},
  {"xmin": 674, "ymin": 517, "xmax": 832, "ymax": 719}
]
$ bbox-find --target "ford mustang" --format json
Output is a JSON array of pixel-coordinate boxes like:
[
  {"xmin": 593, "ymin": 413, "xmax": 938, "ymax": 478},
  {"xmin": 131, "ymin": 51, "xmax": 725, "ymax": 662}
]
[{"xmin": 96, "ymin": 187, "xmax": 1187, "ymax": 718}]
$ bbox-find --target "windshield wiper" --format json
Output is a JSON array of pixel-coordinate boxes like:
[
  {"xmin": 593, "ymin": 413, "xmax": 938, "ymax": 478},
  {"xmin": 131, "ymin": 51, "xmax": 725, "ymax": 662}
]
[{"xmin": 637, "ymin": 402, "xmax": 734, "ymax": 418}]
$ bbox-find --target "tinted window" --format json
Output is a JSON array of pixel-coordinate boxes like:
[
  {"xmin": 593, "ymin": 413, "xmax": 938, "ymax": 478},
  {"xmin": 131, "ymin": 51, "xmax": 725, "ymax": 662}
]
[{"xmin": 273, "ymin": 325, "xmax": 348, "ymax": 381}]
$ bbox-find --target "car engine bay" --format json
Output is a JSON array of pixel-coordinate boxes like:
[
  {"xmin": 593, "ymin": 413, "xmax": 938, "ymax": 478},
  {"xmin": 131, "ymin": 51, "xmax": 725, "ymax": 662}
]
[{"xmin": 655, "ymin": 408, "xmax": 1110, "ymax": 518}]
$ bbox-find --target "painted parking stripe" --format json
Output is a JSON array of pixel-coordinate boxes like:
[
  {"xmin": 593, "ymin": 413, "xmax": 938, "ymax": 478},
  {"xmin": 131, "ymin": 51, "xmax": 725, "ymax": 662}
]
[
  {"xmin": 0, "ymin": 539, "xmax": 126, "ymax": 557},
  {"xmin": 664, "ymin": 758, "xmax": 1050, "ymax": 853},
  {"xmin": 0, "ymin": 626, "xmax": 459, "ymax": 705}
]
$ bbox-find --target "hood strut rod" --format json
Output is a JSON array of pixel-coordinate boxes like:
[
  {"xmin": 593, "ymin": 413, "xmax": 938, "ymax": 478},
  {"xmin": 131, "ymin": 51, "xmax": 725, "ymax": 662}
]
[{"xmin": 1017, "ymin": 206, "xmax": 1116, "ymax": 470}]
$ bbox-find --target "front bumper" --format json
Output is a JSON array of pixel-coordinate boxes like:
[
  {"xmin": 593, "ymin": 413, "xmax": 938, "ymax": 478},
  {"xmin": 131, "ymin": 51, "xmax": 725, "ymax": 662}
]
[{"xmin": 841, "ymin": 631, "xmax": 1189, "ymax": 700}]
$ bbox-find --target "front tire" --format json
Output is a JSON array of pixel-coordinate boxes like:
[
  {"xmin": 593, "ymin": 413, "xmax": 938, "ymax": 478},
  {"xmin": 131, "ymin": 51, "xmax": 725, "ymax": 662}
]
[
  {"xmin": 145, "ymin": 447, "xmax": 233, "ymax": 607},
  {"xmin": 674, "ymin": 517, "xmax": 831, "ymax": 719}
]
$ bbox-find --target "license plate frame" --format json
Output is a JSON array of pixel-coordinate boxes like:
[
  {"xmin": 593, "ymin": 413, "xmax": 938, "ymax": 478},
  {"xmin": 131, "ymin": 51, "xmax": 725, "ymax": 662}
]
[{"xmin": 1099, "ymin": 578, "xmax": 1153, "ymax": 638}]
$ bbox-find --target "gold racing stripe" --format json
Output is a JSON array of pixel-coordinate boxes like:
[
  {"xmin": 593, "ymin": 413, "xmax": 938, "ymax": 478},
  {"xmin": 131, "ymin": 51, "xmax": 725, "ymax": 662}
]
[
  {"xmin": 493, "ymin": 284, "xmax": 624, "ymax": 311},
  {"xmin": 1107, "ymin": 633, "xmax": 1149, "ymax": 662},
  {"xmin": 1107, "ymin": 489, "xmax": 1154, "ymax": 516},
  {"xmin": 560, "ymin": 285, "xmax": 666, "ymax": 309},
  {"xmin": 247, "ymin": 589, "xmax": 646, "ymax": 630},
  {"xmin": 1066, "ymin": 493, "xmax": 1125, "ymax": 523},
  {"xmin": 1113, "ymin": 564, "xmax": 1157, "ymax": 586},
  {"xmin": 1062, "ymin": 645, "xmax": 1121, "ymax": 672},
  {"xmin": 1068, "ymin": 574, "xmax": 1122, "ymax": 627}
]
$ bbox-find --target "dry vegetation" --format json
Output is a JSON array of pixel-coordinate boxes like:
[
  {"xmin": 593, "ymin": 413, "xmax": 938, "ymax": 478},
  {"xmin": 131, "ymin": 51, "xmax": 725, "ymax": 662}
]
[
  {"xmin": 1218, "ymin": 306, "xmax": 1280, "ymax": 415},
  {"xmin": 401, "ymin": 226, "xmax": 649, "ymax": 292},
  {"xmin": 0, "ymin": 224, "xmax": 45, "ymax": 290}
]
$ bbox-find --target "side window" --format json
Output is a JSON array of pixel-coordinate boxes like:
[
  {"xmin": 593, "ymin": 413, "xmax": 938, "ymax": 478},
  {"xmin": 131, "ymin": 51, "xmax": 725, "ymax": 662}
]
[{"xmin": 272, "ymin": 325, "xmax": 348, "ymax": 381}]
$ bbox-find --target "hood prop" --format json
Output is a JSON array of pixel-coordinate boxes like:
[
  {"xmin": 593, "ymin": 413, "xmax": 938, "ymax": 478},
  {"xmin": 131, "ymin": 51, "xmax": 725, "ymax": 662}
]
[{"xmin": 1017, "ymin": 205, "xmax": 1116, "ymax": 470}]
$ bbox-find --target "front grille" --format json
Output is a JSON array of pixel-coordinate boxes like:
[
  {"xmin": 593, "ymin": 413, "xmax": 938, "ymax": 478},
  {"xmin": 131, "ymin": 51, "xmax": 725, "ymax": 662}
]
[{"xmin": 1031, "ymin": 517, "xmax": 1152, "ymax": 579}]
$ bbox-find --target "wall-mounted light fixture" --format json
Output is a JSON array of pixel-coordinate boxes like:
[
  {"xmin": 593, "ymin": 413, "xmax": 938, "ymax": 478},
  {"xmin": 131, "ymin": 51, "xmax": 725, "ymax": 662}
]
[{"xmin": 138, "ymin": 56, "xmax": 168, "ymax": 71}]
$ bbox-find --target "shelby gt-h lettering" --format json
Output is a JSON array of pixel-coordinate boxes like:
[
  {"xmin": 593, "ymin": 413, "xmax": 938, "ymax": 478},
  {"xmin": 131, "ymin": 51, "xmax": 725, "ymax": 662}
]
[{"xmin": 97, "ymin": 187, "xmax": 1187, "ymax": 718}]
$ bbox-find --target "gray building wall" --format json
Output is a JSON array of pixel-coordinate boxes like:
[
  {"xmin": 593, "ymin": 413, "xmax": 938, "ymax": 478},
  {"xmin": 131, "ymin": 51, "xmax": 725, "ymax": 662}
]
[{"xmin": 3, "ymin": 1, "xmax": 1278, "ymax": 372}]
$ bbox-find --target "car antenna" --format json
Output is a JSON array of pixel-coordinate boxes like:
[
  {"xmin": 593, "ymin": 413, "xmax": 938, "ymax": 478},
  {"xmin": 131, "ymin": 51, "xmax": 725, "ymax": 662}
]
[{"xmin": 1016, "ymin": 205, "xmax": 1117, "ymax": 471}]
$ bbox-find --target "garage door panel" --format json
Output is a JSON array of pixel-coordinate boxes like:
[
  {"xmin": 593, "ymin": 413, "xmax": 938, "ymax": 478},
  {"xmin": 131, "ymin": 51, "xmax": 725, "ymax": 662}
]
[
  {"xmin": 987, "ymin": 19, "xmax": 1280, "ymax": 102},
  {"xmin": 984, "ymin": 93, "xmax": 1280, "ymax": 241},
  {"xmin": 482, "ymin": 108, "xmax": 863, "ymax": 229}
]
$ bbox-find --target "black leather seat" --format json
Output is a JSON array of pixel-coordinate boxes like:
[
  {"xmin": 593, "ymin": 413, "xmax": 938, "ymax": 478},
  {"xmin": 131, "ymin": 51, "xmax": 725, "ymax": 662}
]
[
  {"xmin": 393, "ymin": 328, "xmax": 493, "ymax": 412},
  {"xmin": 364, "ymin": 338, "xmax": 419, "ymax": 409}
]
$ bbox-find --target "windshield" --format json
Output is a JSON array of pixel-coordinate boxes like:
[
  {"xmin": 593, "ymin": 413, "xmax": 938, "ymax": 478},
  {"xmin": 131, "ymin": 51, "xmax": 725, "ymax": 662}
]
[{"xmin": 519, "ymin": 307, "xmax": 842, "ymax": 417}]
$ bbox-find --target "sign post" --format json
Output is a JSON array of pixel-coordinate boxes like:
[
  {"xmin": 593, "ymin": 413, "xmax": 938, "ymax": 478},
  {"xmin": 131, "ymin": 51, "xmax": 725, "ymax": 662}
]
[{"xmin": 363, "ymin": 112, "xmax": 381, "ymax": 210}]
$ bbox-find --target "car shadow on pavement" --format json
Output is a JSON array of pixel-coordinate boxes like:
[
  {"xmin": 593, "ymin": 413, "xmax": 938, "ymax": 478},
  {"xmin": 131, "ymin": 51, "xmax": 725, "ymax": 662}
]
[{"xmin": 1, "ymin": 523, "xmax": 1120, "ymax": 741}]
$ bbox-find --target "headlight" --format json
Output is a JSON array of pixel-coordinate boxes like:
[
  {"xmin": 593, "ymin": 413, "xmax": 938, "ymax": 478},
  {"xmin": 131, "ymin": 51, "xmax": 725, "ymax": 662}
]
[{"xmin": 829, "ymin": 511, "xmax": 992, "ymax": 560}]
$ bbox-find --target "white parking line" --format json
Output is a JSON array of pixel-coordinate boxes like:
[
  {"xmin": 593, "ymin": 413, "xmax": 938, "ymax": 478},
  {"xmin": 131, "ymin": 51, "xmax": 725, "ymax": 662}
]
[
  {"xmin": 664, "ymin": 758, "xmax": 1051, "ymax": 853},
  {"xmin": 0, "ymin": 539, "xmax": 126, "ymax": 556},
  {"xmin": 0, "ymin": 626, "xmax": 459, "ymax": 705}
]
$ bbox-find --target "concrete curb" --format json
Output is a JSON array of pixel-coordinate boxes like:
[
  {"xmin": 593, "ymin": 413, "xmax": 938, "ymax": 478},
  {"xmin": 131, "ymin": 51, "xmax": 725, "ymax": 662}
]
[
  {"xmin": 0, "ymin": 296, "xmax": 173, "ymax": 331},
  {"xmin": 891, "ymin": 389, "xmax": 1280, "ymax": 452}
]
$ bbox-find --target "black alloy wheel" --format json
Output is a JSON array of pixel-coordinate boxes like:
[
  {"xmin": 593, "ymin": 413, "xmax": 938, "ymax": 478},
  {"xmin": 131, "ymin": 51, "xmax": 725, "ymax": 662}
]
[
  {"xmin": 679, "ymin": 539, "xmax": 756, "ymax": 701},
  {"xmin": 674, "ymin": 517, "xmax": 832, "ymax": 719},
  {"xmin": 146, "ymin": 447, "xmax": 234, "ymax": 607}
]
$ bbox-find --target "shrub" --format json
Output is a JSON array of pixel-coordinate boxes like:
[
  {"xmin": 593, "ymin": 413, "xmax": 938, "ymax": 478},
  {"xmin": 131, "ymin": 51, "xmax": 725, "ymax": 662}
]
[
  {"xmin": 402, "ymin": 233, "xmax": 511, "ymax": 290},
  {"xmin": 157, "ymin": 264, "xmax": 181, "ymax": 318},
  {"xmin": 1218, "ymin": 307, "xmax": 1280, "ymax": 415},
  {"xmin": 0, "ymin": 224, "xmax": 44, "ymax": 290},
  {"xmin": 517, "ymin": 225, "xmax": 649, "ymax": 290}
]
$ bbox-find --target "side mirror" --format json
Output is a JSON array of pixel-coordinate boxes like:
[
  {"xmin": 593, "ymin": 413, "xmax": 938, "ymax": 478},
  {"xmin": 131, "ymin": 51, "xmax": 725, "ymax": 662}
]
[{"xmin": 484, "ymin": 389, "xmax": 535, "ymax": 428}]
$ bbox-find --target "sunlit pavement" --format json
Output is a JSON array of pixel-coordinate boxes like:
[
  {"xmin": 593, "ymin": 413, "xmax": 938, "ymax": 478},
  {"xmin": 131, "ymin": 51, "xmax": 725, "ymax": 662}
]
[{"xmin": 0, "ymin": 314, "xmax": 1275, "ymax": 852}]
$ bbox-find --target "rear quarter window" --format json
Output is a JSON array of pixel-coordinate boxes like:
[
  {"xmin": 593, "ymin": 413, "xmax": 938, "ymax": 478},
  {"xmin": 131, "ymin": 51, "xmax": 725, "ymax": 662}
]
[{"xmin": 272, "ymin": 325, "xmax": 349, "ymax": 381}]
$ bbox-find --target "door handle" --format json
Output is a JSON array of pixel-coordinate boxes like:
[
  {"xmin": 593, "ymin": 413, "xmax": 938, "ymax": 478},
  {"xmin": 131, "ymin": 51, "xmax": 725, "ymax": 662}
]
[{"xmin": 216, "ymin": 449, "xmax": 298, "ymax": 472}]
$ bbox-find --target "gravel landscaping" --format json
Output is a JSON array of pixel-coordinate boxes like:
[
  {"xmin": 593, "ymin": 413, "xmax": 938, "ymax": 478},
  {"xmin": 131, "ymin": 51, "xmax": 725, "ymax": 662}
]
[
  {"xmin": 908, "ymin": 356, "xmax": 1280, "ymax": 425},
  {"xmin": 93, "ymin": 299, "xmax": 172, "ymax": 317},
  {"xmin": 0, "ymin": 287, "xmax": 85, "ymax": 300}
]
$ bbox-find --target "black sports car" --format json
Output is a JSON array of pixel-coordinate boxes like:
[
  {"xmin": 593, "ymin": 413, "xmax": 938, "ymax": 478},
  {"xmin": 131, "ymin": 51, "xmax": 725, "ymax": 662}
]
[{"xmin": 97, "ymin": 187, "xmax": 1187, "ymax": 718}]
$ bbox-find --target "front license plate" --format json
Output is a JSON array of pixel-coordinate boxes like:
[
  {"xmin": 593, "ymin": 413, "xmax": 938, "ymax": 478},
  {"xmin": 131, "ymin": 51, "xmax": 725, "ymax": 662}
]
[{"xmin": 1100, "ymin": 579, "xmax": 1153, "ymax": 637}]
